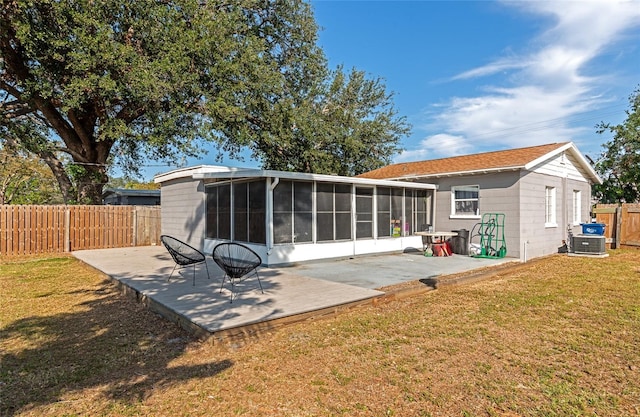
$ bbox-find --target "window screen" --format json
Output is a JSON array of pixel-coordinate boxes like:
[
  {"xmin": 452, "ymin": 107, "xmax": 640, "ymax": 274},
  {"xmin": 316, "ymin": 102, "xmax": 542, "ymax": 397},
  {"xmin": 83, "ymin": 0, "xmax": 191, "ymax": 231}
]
[
  {"xmin": 206, "ymin": 183, "xmax": 231, "ymax": 240},
  {"xmin": 205, "ymin": 181, "xmax": 264, "ymax": 244},
  {"xmin": 317, "ymin": 182, "xmax": 352, "ymax": 241},
  {"xmin": 234, "ymin": 182, "xmax": 248, "ymax": 241},
  {"xmin": 273, "ymin": 180, "xmax": 312, "ymax": 244},
  {"xmin": 294, "ymin": 182, "xmax": 312, "ymax": 242},
  {"xmin": 356, "ymin": 187, "xmax": 373, "ymax": 239},
  {"xmin": 248, "ymin": 181, "xmax": 266, "ymax": 243},
  {"xmin": 377, "ymin": 187, "xmax": 391, "ymax": 237},
  {"xmin": 273, "ymin": 181, "xmax": 293, "ymax": 244}
]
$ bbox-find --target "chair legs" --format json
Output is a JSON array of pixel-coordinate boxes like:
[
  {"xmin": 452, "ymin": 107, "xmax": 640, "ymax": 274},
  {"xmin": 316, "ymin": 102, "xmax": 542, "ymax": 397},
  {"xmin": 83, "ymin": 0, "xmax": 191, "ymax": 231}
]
[
  {"xmin": 168, "ymin": 261, "xmax": 210, "ymax": 286},
  {"xmin": 193, "ymin": 262, "xmax": 211, "ymax": 286},
  {"xmin": 255, "ymin": 271, "xmax": 264, "ymax": 293},
  {"xmin": 219, "ymin": 271, "xmax": 264, "ymax": 303},
  {"xmin": 204, "ymin": 262, "xmax": 210, "ymax": 280},
  {"xmin": 219, "ymin": 274, "xmax": 233, "ymax": 301},
  {"xmin": 168, "ymin": 264, "xmax": 178, "ymax": 282}
]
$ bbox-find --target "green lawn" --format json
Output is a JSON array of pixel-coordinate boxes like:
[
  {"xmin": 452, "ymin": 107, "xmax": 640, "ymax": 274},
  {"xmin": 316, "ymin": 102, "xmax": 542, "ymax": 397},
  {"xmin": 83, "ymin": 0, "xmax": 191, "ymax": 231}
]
[{"xmin": 1, "ymin": 251, "xmax": 639, "ymax": 416}]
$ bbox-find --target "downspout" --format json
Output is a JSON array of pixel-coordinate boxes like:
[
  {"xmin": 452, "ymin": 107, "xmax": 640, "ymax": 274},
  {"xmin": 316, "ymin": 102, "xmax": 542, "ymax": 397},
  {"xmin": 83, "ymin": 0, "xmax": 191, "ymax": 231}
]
[
  {"xmin": 266, "ymin": 177, "xmax": 279, "ymax": 255},
  {"xmin": 563, "ymin": 173, "xmax": 569, "ymax": 249},
  {"xmin": 562, "ymin": 154, "xmax": 571, "ymax": 252},
  {"xmin": 352, "ymin": 184, "xmax": 357, "ymax": 258},
  {"xmin": 431, "ymin": 186, "xmax": 438, "ymax": 231}
]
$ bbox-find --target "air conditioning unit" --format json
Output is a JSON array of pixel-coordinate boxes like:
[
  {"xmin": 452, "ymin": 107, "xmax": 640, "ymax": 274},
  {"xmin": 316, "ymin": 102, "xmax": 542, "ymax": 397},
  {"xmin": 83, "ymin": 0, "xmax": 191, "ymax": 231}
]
[{"xmin": 571, "ymin": 235, "xmax": 606, "ymax": 254}]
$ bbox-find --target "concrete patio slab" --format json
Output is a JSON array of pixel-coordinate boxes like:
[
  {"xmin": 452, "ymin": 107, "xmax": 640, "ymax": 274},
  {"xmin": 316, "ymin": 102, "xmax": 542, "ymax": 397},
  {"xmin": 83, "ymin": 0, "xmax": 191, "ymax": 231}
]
[
  {"xmin": 73, "ymin": 246, "xmax": 516, "ymax": 341},
  {"xmin": 292, "ymin": 250, "xmax": 514, "ymax": 289},
  {"xmin": 72, "ymin": 246, "xmax": 384, "ymax": 338}
]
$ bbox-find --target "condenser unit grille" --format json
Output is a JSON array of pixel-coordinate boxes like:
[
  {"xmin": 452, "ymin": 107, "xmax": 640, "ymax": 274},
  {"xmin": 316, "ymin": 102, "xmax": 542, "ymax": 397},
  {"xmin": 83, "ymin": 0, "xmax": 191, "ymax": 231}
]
[{"xmin": 572, "ymin": 235, "xmax": 606, "ymax": 254}]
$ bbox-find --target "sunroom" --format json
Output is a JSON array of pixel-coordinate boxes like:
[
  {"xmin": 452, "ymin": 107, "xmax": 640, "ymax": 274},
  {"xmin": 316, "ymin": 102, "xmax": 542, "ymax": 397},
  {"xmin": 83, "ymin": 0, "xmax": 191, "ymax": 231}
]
[{"xmin": 155, "ymin": 166, "xmax": 437, "ymax": 266}]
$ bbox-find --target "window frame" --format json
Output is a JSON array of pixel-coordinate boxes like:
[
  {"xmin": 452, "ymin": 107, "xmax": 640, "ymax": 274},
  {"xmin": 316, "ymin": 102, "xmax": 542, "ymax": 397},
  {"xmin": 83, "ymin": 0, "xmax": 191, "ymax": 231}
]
[
  {"xmin": 545, "ymin": 186, "xmax": 557, "ymax": 227},
  {"xmin": 450, "ymin": 185, "xmax": 480, "ymax": 219},
  {"xmin": 572, "ymin": 190, "xmax": 582, "ymax": 225}
]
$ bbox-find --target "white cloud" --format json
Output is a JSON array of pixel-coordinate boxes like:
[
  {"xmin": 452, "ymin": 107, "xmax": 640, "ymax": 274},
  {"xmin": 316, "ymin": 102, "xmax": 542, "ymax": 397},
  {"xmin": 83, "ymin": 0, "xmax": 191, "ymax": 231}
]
[
  {"xmin": 409, "ymin": 0, "xmax": 640, "ymax": 160},
  {"xmin": 397, "ymin": 134, "xmax": 473, "ymax": 162},
  {"xmin": 452, "ymin": 57, "xmax": 525, "ymax": 81}
]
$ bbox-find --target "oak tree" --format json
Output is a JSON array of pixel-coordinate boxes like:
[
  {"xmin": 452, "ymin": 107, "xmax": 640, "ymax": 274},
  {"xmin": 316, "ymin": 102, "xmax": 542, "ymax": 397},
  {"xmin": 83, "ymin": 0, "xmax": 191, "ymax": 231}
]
[
  {"xmin": 253, "ymin": 66, "xmax": 409, "ymax": 176},
  {"xmin": 1, "ymin": 0, "xmax": 325, "ymax": 203},
  {"xmin": 1, "ymin": 0, "xmax": 409, "ymax": 204}
]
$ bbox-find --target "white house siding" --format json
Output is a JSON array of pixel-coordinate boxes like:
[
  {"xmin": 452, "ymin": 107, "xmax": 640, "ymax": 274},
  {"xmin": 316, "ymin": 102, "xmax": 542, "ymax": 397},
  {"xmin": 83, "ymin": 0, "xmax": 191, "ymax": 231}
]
[
  {"xmin": 432, "ymin": 171, "xmax": 522, "ymax": 258},
  {"xmin": 160, "ymin": 177, "xmax": 206, "ymax": 250},
  {"xmin": 531, "ymin": 151, "xmax": 591, "ymax": 183}
]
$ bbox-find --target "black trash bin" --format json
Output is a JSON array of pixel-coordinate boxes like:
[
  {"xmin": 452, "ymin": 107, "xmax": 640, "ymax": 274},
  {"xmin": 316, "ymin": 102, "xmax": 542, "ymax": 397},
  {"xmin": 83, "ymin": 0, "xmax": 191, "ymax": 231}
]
[{"xmin": 450, "ymin": 229, "xmax": 469, "ymax": 255}]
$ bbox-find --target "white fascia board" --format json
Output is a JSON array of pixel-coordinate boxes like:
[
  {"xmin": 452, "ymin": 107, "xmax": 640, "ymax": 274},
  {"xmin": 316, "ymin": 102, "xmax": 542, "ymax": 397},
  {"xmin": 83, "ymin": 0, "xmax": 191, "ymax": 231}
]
[
  {"xmin": 153, "ymin": 165, "xmax": 255, "ymax": 184},
  {"xmin": 191, "ymin": 168, "xmax": 437, "ymax": 190},
  {"xmin": 382, "ymin": 166, "xmax": 522, "ymax": 181},
  {"xmin": 571, "ymin": 144, "xmax": 602, "ymax": 184}
]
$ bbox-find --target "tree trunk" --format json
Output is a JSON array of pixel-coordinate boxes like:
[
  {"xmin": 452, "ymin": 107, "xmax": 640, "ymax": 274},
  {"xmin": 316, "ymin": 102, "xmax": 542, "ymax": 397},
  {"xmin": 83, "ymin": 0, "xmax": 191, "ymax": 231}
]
[
  {"xmin": 40, "ymin": 152, "xmax": 76, "ymax": 204},
  {"xmin": 75, "ymin": 164, "xmax": 108, "ymax": 205}
]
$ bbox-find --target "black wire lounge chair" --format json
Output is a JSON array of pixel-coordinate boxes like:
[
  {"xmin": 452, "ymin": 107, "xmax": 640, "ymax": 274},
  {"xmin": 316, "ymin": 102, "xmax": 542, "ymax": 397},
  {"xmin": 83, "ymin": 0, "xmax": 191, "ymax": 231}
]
[
  {"xmin": 160, "ymin": 235, "xmax": 210, "ymax": 285},
  {"xmin": 212, "ymin": 242, "xmax": 263, "ymax": 302}
]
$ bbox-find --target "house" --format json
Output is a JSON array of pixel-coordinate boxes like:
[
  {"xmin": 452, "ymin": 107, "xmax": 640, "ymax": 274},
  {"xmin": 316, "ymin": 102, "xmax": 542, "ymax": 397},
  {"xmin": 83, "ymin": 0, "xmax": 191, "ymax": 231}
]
[
  {"xmin": 155, "ymin": 142, "xmax": 600, "ymax": 264},
  {"xmin": 154, "ymin": 166, "xmax": 437, "ymax": 265},
  {"xmin": 102, "ymin": 188, "xmax": 161, "ymax": 206},
  {"xmin": 358, "ymin": 142, "xmax": 601, "ymax": 260}
]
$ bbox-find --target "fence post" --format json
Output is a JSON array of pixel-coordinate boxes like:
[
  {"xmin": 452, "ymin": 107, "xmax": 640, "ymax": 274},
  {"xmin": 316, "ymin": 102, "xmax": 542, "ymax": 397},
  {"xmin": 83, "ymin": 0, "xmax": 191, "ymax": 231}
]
[
  {"xmin": 64, "ymin": 208, "xmax": 70, "ymax": 252},
  {"xmin": 133, "ymin": 207, "xmax": 138, "ymax": 247},
  {"xmin": 615, "ymin": 206, "xmax": 622, "ymax": 249}
]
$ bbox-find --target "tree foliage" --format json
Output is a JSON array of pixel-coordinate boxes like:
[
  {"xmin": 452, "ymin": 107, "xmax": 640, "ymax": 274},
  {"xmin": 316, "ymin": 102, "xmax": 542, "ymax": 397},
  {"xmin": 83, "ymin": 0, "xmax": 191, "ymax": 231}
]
[
  {"xmin": 1, "ymin": 0, "xmax": 325, "ymax": 203},
  {"xmin": 0, "ymin": 145, "xmax": 63, "ymax": 204},
  {"xmin": 106, "ymin": 177, "xmax": 159, "ymax": 190},
  {"xmin": 1, "ymin": 0, "xmax": 409, "ymax": 204},
  {"xmin": 253, "ymin": 66, "xmax": 409, "ymax": 176},
  {"xmin": 593, "ymin": 87, "xmax": 640, "ymax": 203}
]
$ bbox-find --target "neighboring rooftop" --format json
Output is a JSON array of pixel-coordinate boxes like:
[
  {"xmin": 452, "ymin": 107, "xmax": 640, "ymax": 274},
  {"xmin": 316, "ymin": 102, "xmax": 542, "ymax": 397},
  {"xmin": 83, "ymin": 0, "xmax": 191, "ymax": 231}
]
[
  {"xmin": 103, "ymin": 188, "xmax": 161, "ymax": 197},
  {"xmin": 358, "ymin": 142, "xmax": 600, "ymax": 183},
  {"xmin": 102, "ymin": 188, "xmax": 161, "ymax": 205}
]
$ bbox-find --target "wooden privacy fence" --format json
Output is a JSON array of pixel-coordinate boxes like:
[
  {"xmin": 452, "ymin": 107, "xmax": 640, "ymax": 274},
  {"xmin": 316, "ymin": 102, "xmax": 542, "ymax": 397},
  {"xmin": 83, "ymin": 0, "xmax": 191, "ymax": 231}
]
[
  {"xmin": 593, "ymin": 203, "xmax": 640, "ymax": 249},
  {"xmin": 0, "ymin": 205, "xmax": 161, "ymax": 256}
]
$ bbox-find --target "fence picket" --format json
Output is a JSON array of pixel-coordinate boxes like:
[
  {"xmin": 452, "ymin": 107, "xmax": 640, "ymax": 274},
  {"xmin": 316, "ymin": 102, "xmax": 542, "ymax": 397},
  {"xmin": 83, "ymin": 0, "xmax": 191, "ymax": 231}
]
[
  {"xmin": 594, "ymin": 203, "xmax": 640, "ymax": 249},
  {"xmin": 0, "ymin": 205, "xmax": 161, "ymax": 255},
  {"xmin": 620, "ymin": 203, "xmax": 640, "ymax": 247}
]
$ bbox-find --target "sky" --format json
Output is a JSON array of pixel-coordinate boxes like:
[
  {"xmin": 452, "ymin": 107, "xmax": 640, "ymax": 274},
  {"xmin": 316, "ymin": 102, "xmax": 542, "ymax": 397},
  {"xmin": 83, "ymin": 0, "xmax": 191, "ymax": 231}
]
[{"xmin": 142, "ymin": 0, "xmax": 640, "ymax": 180}]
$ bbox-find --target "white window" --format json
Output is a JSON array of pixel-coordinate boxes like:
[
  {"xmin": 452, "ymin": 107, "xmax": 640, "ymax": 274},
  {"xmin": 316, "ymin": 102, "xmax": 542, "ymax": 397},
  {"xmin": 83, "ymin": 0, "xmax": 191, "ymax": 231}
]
[
  {"xmin": 572, "ymin": 190, "xmax": 582, "ymax": 225},
  {"xmin": 451, "ymin": 185, "xmax": 480, "ymax": 218},
  {"xmin": 545, "ymin": 186, "xmax": 557, "ymax": 227}
]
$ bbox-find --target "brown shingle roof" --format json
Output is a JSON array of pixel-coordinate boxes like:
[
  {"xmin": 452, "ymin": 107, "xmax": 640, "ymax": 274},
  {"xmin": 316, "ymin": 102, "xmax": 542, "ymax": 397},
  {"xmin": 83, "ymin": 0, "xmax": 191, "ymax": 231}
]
[{"xmin": 358, "ymin": 142, "xmax": 571, "ymax": 180}]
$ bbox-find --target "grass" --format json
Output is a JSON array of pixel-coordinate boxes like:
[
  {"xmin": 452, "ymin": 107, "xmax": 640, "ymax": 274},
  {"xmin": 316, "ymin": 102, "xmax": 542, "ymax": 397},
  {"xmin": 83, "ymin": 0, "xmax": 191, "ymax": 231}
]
[{"xmin": 1, "ymin": 250, "xmax": 639, "ymax": 416}]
